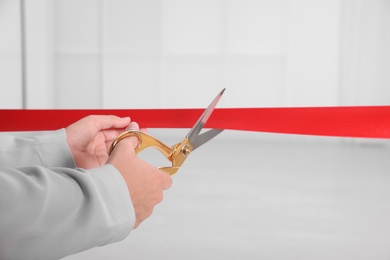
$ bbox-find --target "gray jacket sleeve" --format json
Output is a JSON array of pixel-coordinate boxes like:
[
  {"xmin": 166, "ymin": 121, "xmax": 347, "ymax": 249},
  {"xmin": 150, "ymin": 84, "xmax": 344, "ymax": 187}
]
[{"xmin": 0, "ymin": 130, "xmax": 135, "ymax": 260}]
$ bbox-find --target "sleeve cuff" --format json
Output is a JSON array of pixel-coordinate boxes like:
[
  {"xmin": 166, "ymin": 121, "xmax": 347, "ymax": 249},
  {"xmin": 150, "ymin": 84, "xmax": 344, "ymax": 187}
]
[
  {"xmin": 0, "ymin": 129, "xmax": 75, "ymax": 168},
  {"xmin": 36, "ymin": 129, "xmax": 76, "ymax": 168}
]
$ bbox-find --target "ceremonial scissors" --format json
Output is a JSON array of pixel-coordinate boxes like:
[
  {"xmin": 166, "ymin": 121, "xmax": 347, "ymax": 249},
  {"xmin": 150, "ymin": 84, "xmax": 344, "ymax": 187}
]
[{"xmin": 109, "ymin": 88, "xmax": 225, "ymax": 175}]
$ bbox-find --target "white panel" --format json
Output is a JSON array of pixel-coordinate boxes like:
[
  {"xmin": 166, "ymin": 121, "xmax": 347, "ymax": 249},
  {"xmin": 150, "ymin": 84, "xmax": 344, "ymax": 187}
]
[
  {"xmin": 285, "ymin": 0, "xmax": 341, "ymax": 106},
  {"xmin": 162, "ymin": 57, "xmax": 224, "ymax": 107},
  {"xmin": 23, "ymin": 0, "xmax": 54, "ymax": 108},
  {"xmin": 162, "ymin": 0, "xmax": 224, "ymax": 55},
  {"xmin": 0, "ymin": 55, "xmax": 22, "ymax": 108},
  {"xmin": 52, "ymin": 0, "xmax": 102, "ymax": 108},
  {"xmin": 0, "ymin": 0, "xmax": 22, "ymax": 108},
  {"xmin": 354, "ymin": 1, "xmax": 389, "ymax": 104},
  {"xmin": 54, "ymin": 0, "xmax": 101, "ymax": 52},
  {"xmin": 227, "ymin": 0, "xmax": 287, "ymax": 55},
  {"xmin": 226, "ymin": 57, "xmax": 286, "ymax": 107},
  {"xmin": 0, "ymin": 1, "xmax": 21, "ymax": 50},
  {"xmin": 340, "ymin": 0, "xmax": 390, "ymax": 105},
  {"xmin": 54, "ymin": 54, "xmax": 101, "ymax": 108},
  {"xmin": 104, "ymin": 0, "xmax": 162, "ymax": 54},
  {"xmin": 103, "ymin": 56, "xmax": 161, "ymax": 108}
]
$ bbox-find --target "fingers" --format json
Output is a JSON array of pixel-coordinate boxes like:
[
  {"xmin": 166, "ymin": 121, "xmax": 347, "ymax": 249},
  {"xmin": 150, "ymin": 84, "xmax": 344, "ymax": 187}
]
[
  {"xmin": 97, "ymin": 117, "xmax": 142, "ymax": 149},
  {"xmin": 84, "ymin": 115, "xmax": 145, "ymax": 133},
  {"xmin": 131, "ymin": 168, "xmax": 172, "ymax": 229},
  {"xmin": 102, "ymin": 121, "xmax": 139, "ymax": 148},
  {"xmin": 87, "ymin": 115, "xmax": 131, "ymax": 131},
  {"xmin": 160, "ymin": 170, "xmax": 173, "ymax": 190}
]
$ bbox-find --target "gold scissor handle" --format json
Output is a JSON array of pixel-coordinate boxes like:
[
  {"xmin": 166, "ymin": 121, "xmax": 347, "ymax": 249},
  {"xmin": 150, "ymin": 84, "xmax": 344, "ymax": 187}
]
[{"xmin": 109, "ymin": 130, "xmax": 193, "ymax": 175}]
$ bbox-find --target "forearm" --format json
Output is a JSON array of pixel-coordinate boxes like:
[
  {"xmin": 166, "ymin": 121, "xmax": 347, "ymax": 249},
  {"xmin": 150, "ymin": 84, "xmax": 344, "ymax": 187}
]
[{"xmin": 0, "ymin": 165, "xmax": 134, "ymax": 260}]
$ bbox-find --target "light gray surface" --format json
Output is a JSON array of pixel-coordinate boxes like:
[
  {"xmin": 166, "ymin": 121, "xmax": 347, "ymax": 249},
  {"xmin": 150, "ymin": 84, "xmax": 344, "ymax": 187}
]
[{"xmin": 64, "ymin": 131, "xmax": 390, "ymax": 260}]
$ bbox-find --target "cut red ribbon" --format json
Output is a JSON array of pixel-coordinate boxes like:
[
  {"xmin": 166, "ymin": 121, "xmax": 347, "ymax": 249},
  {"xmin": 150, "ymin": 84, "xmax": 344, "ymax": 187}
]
[{"xmin": 1, "ymin": 107, "xmax": 390, "ymax": 139}]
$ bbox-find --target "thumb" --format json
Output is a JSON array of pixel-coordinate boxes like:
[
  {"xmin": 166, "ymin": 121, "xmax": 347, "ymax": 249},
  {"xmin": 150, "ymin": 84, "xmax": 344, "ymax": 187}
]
[
  {"xmin": 127, "ymin": 121, "xmax": 140, "ymax": 131},
  {"xmin": 125, "ymin": 121, "xmax": 141, "ymax": 149}
]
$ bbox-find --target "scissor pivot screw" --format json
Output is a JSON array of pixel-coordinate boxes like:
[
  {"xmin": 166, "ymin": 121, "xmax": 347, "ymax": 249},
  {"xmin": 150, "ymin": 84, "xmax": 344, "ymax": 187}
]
[{"xmin": 182, "ymin": 145, "xmax": 191, "ymax": 156}]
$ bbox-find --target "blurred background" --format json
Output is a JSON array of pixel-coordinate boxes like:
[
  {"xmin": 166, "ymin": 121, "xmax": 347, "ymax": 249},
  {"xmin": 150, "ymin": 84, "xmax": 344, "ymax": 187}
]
[
  {"xmin": 1, "ymin": 0, "xmax": 390, "ymax": 259},
  {"xmin": 1, "ymin": 0, "xmax": 389, "ymax": 110}
]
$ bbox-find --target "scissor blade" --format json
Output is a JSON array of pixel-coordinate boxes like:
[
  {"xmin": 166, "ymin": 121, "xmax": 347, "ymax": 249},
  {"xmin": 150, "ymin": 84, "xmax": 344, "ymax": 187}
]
[
  {"xmin": 191, "ymin": 128, "xmax": 224, "ymax": 150},
  {"xmin": 186, "ymin": 88, "xmax": 225, "ymax": 148}
]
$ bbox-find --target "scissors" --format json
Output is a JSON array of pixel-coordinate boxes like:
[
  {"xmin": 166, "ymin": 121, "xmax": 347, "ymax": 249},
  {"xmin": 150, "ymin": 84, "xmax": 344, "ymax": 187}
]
[{"xmin": 109, "ymin": 88, "xmax": 225, "ymax": 175}]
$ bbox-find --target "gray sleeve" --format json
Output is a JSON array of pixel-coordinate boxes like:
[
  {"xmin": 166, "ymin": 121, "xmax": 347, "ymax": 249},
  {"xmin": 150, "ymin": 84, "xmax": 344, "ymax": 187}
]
[
  {"xmin": 0, "ymin": 164, "xmax": 135, "ymax": 260},
  {"xmin": 0, "ymin": 130, "xmax": 135, "ymax": 259},
  {"xmin": 0, "ymin": 129, "xmax": 75, "ymax": 168}
]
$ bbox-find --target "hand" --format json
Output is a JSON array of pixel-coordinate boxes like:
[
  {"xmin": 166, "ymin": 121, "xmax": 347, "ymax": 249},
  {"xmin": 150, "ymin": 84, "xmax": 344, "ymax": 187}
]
[
  {"xmin": 65, "ymin": 115, "xmax": 131, "ymax": 169},
  {"xmin": 106, "ymin": 132, "xmax": 172, "ymax": 229}
]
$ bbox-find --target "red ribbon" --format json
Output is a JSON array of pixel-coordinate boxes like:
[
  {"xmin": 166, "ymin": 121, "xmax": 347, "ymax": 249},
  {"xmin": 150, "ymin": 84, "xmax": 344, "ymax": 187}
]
[{"xmin": 1, "ymin": 107, "xmax": 390, "ymax": 139}]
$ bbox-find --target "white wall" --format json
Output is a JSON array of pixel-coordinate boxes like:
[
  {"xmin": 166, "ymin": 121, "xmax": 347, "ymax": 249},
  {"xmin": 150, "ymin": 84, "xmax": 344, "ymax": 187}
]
[{"xmin": 1, "ymin": 0, "xmax": 389, "ymax": 110}]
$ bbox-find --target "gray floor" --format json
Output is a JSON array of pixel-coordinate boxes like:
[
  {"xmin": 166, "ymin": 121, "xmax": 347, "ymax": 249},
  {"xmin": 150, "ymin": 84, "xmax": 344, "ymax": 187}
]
[{"xmin": 64, "ymin": 130, "xmax": 390, "ymax": 260}]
